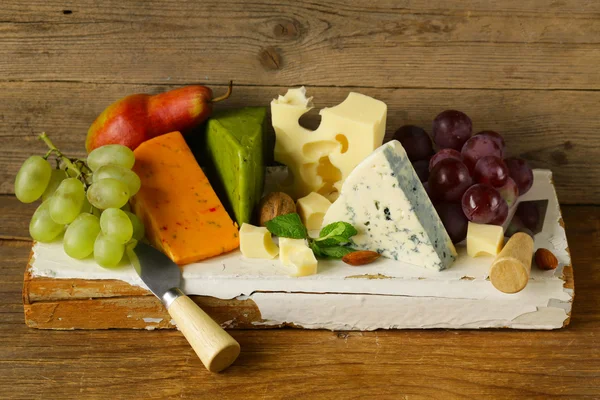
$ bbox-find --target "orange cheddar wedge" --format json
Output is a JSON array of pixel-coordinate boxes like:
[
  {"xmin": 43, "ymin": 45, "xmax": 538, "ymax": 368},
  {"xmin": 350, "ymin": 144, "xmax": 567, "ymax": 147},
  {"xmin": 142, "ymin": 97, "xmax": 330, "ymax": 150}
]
[{"xmin": 131, "ymin": 131, "xmax": 239, "ymax": 264}]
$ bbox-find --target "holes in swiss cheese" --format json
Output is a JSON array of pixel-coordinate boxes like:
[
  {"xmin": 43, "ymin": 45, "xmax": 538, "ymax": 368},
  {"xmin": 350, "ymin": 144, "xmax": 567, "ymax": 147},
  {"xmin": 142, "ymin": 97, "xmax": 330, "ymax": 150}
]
[{"xmin": 335, "ymin": 134, "xmax": 348, "ymax": 154}]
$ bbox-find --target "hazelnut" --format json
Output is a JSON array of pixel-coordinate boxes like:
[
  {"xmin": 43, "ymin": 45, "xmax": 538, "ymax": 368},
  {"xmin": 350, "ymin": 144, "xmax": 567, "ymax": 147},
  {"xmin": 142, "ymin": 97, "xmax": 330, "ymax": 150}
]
[{"xmin": 258, "ymin": 192, "xmax": 296, "ymax": 226}]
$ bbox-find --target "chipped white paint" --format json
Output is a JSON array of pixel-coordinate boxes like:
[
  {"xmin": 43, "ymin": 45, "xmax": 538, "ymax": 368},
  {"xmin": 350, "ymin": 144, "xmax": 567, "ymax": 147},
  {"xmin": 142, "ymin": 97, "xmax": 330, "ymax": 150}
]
[
  {"xmin": 31, "ymin": 170, "xmax": 572, "ymax": 330},
  {"xmin": 142, "ymin": 317, "xmax": 163, "ymax": 324}
]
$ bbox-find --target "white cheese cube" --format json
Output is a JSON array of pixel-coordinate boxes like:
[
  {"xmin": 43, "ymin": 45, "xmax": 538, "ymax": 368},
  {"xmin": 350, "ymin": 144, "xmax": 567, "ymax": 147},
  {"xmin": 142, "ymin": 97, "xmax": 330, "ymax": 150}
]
[
  {"xmin": 297, "ymin": 192, "xmax": 332, "ymax": 231},
  {"xmin": 285, "ymin": 246, "xmax": 318, "ymax": 277},
  {"xmin": 239, "ymin": 223, "xmax": 279, "ymax": 259},
  {"xmin": 278, "ymin": 238, "xmax": 308, "ymax": 265},
  {"xmin": 271, "ymin": 87, "xmax": 387, "ymax": 201},
  {"xmin": 322, "ymin": 140, "xmax": 457, "ymax": 270},
  {"xmin": 467, "ymin": 222, "xmax": 504, "ymax": 257}
]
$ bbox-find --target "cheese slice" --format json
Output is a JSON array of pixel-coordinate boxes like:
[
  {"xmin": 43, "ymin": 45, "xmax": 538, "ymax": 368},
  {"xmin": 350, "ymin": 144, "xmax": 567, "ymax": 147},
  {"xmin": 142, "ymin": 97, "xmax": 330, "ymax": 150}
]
[
  {"xmin": 131, "ymin": 131, "xmax": 239, "ymax": 265},
  {"xmin": 271, "ymin": 87, "xmax": 386, "ymax": 201},
  {"xmin": 322, "ymin": 140, "xmax": 457, "ymax": 270},
  {"xmin": 201, "ymin": 107, "xmax": 268, "ymax": 226}
]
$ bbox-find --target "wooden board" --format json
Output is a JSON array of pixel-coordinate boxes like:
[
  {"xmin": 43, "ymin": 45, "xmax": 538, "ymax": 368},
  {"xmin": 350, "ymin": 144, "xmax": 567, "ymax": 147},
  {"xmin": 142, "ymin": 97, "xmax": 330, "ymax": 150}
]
[
  {"xmin": 24, "ymin": 171, "xmax": 574, "ymax": 331},
  {"xmin": 2, "ymin": 0, "xmax": 600, "ymax": 89},
  {"xmin": 5, "ymin": 205, "xmax": 598, "ymax": 398}
]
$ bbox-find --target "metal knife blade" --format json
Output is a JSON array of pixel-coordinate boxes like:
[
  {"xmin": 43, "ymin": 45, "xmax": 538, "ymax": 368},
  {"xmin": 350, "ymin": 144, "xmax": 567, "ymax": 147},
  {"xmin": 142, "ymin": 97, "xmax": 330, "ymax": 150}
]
[
  {"xmin": 127, "ymin": 242, "xmax": 240, "ymax": 372},
  {"xmin": 128, "ymin": 242, "xmax": 181, "ymax": 305}
]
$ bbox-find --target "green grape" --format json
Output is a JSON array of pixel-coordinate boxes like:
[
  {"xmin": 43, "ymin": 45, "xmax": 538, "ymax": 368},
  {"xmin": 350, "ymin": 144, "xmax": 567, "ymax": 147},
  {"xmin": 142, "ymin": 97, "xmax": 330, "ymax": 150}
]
[
  {"xmin": 87, "ymin": 178, "xmax": 130, "ymax": 209},
  {"xmin": 124, "ymin": 211, "xmax": 145, "ymax": 241},
  {"xmin": 80, "ymin": 196, "xmax": 102, "ymax": 217},
  {"xmin": 15, "ymin": 156, "xmax": 52, "ymax": 203},
  {"xmin": 93, "ymin": 164, "xmax": 141, "ymax": 196},
  {"xmin": 94, "ymin": 232, "xmax": 125, "ymax": 268},
  {"xmin": 63, "ymin": 214, "xmax": 101, "ymax": 259},
  {"xmin": 49, "ymin": 178, "xmax": 85, "ymax": 224},
  {"xmin": 100, "ymin": 208, "xmax": 133, "ymax": 244},
  {"xmin": 79, "ymin": 195, "xmax": 94, "ymax": 214},
  {"xmin": 87, "ymin": 145, "xmax": 135, "ymax": 171},
  {"xmin": 29, "ymin": 200, "xmax": 64, "ymax": 242},
  {"xmin": 41, "ymin": 169, "xmax": 68, "ymax": 201},
  {"xmin": 121, "ymin": 202, "xmax": 131, "ymax": 212}
]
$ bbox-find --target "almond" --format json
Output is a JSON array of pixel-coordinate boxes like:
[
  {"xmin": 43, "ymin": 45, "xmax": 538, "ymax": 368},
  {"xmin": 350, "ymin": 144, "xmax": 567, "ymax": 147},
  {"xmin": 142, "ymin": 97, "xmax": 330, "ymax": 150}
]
[
  {"xmin": 535, "ymin": 248, "xmax": 558, "ymax": 270},
  {"xmin": 342, "ymin": 250, "xmax": 381, "ymax": 266}
]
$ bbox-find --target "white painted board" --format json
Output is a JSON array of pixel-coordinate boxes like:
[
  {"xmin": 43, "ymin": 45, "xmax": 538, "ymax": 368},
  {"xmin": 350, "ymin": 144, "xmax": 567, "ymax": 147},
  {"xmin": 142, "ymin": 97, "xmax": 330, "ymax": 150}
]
[{"xmin": 31, "ymin": 170, "xmax": 572, "ymax": 330}]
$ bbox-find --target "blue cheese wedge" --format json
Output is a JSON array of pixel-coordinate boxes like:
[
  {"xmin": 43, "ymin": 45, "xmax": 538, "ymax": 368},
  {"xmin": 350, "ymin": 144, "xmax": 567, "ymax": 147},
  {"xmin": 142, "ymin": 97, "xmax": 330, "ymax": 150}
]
[{"xmin": 322, "ymin": 140, "xmax": 457, "ymax": 270}]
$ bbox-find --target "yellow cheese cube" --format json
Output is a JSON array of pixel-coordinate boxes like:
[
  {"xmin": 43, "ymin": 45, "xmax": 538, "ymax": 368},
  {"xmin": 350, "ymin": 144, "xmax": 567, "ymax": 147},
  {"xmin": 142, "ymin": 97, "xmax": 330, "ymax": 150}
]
[
  {"xmin": 239, "ymin": 223, "xmax": 279, "ymax": 259},
  {"xmin": 467, "ymin": 222, "xmax": 505, "ymax": 257},
  {"xmin": 278, "ymin": 238, "xmax": 308, "ymax": 265},
  {"xmin": 285, "ymin": 245, "xmax": 318, "ymax": 277},
  {"xmin": 297, "ymin": 192, "xmax": 332, "ymax": 231}
]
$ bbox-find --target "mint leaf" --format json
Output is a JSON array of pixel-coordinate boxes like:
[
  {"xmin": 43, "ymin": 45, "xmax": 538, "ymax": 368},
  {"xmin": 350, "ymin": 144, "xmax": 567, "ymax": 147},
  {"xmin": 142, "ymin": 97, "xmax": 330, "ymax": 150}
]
[
  {"xmin": 315, "ymin": 222, "xmax": 357, "ymax": 247},
  {"xmin": 309, "ymin": 241, "xmax": 325, "ymax": 258},
  {"xmin": 265, "ymin": 213, "xmax": 308, "ymax": 239},
  {"xmin": 318, "ymin": 245, "xmax": 355, "ymax": 259}
]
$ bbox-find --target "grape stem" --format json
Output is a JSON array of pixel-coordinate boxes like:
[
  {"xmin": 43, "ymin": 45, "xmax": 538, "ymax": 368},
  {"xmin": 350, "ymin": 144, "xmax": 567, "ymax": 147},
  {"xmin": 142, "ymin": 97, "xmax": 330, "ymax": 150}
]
[{"xmin": 38, "ymin": 132, "xmax": 91, "ymax": 186}]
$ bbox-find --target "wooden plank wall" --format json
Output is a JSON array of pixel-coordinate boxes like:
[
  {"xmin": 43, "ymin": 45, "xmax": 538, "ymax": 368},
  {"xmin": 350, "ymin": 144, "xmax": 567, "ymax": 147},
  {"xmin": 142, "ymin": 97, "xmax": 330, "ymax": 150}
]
[{"xmin": 1, "ymin": 0, "xmax": 599, "ymax": 203}]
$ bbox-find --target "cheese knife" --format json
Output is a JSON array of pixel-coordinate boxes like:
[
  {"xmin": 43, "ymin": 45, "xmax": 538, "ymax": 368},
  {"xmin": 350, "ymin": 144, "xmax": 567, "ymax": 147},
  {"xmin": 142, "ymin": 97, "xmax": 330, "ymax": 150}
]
[{"xmin": 127, "ymin": 242, "xmax": 240, "ymax": 372}]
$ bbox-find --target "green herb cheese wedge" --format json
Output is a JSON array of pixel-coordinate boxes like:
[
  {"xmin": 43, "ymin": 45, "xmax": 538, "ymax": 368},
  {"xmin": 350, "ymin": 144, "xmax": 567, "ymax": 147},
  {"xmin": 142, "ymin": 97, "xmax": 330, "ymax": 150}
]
[{"xmin": 202, "ymin": 107, "xmax": 268, "ymax": 226}]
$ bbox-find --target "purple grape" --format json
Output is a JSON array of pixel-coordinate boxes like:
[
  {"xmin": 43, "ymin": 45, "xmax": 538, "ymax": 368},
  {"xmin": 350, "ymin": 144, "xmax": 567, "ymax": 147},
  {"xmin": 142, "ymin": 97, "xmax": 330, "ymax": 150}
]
[
  {"xmin": 473, "ymin": 155, "xmax": 509, "ymax": 187},
  {"xmin": 393, "ymin": 125, "xmax": 434, "ymax": 162},
  {"xmin": 412, "ymin": 159, "xmax": 430, "ymax": 183},
  {"xmin": 505, "ymin": 158, "xmax": 534, "ymax": 195},
  {"xmin": 497, "ymin": 177, "xmax": 519, "ymax": 207},
  {"xmin": 428, "ymin": 158, "xmax": 472, "ymax": 202},
  {"xmin": 489, "ymin": 199, "xmax": 509, "ymax": 226},
  {"xmin": 423, "ymin": 181, "xmax": 437, "ymax": 202},
  {"xmin": 461, "ymin": 184, "xmax": 504, "ymax": 224},
  {"xmin": 435, "ymin": 202, "xmax": 468, "ymax": 244},
  {"xmin": 476, "ymin": 131, "xmax": 506, "ymax": 157},
  {"xmin": 461, "ymin": 135, "xmax": 503, "ymax": 172},
  {"xmin": 432, "ymin": 110, "xmax": 473, "ymax": 150},
  {"xmin": 429, "ymin": 148, "xmax": 462, "ymax": 172}
]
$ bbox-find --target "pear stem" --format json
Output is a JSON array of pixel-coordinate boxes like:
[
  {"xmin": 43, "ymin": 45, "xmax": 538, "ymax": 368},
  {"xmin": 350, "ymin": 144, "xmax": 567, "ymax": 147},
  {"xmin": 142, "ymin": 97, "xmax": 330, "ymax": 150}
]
[{"xmin": 211, "ymin": 81, "xmax": 233, "ymax": 103}]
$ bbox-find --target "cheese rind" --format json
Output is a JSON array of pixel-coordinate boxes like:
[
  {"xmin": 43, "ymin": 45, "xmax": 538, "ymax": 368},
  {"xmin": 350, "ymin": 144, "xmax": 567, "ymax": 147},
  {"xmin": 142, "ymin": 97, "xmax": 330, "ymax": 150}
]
[
  {"xmin": 467, "ymin": 222, "xmax": 504, "ymax": 257},
  {"xmin": 271, "ymin": 87, "xmax": 386, "ymax": 201},
  {"xmin": 239, "ymin": 223, "xmax": 279, "ymax": 259},
  {"xmin": 322, "ymin": 140, "xmax": 457, "ymax": 270},
  {"xmin": 296, "ymin": 192, "xmax": 332, "ymax": 231},
  {"xmin": 131, "ymin": 131, "xmax": 239, "ymax": 265}
]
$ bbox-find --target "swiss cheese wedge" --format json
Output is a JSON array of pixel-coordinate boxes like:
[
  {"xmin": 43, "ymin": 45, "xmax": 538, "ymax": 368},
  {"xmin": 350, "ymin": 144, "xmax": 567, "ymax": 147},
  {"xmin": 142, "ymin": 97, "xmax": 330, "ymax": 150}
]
[{"xmin": 131, "ymin": 131, "xmax": 239, "ymax": 264}]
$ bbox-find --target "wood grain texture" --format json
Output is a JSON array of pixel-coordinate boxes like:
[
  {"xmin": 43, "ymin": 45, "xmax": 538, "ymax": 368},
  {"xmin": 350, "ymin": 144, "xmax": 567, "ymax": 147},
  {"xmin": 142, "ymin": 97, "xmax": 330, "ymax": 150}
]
[
  {"xmin": 1, "ymin": 205, "xmax": 600, "ymax": 399},
  {"xmin": 1, "ymin": 83, "xmax": 599, "ymax": 203},
  {"xmin": 1, "ymin": 1, "xmax": 600, "ymax": 89}
]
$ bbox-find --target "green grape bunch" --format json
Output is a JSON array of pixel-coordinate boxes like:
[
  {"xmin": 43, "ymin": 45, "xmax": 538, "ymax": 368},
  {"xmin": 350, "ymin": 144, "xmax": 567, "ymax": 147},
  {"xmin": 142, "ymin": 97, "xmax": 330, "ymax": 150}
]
[{"xmin": 15, "ymin": 133, "xmax": 145, "ymax": 268}]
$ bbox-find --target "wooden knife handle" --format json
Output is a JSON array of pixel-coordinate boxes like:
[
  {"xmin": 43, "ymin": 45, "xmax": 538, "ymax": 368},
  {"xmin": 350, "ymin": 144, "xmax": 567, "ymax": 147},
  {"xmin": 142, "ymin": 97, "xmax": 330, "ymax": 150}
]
[{"xmin": 167, "ymin": 294, "xmax": 240, "ymax": 372}]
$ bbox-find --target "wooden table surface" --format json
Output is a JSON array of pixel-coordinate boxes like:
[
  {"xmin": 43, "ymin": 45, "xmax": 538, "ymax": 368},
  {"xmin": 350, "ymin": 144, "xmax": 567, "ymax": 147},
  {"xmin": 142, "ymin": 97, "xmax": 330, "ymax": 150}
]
[{"xmin": 2, "ymin": 1, "xmax": 600, "ymax": 398}]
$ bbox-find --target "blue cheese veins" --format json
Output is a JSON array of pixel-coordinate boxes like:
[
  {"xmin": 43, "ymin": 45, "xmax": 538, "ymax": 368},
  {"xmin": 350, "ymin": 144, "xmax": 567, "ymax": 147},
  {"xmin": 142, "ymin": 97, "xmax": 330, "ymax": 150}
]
[{"xmin": 322, "ymin": 140, "xmax": 457, "ymax": 270}]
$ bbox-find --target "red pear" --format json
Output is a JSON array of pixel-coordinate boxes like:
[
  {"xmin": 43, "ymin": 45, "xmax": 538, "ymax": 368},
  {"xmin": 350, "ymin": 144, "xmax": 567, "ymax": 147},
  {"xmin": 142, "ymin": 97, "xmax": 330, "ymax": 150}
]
[{"xmin": 86, "ymin": 82, "xmax": 232, "ymax": 152}]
